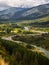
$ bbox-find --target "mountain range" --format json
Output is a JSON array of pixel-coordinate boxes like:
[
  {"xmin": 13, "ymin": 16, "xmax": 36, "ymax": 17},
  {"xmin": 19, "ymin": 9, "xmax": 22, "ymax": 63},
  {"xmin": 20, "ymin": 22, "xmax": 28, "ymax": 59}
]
[{"xmin": 0, "ymin": 3, "xmax": 49, "ymax": 21}]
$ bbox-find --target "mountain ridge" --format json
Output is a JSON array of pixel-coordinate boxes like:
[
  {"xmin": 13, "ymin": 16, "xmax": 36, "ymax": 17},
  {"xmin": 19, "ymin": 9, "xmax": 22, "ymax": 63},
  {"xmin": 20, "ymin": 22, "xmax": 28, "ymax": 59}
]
[{"xmin": 0, "ymin": 3, "xmax": 49, "ymax": 21}]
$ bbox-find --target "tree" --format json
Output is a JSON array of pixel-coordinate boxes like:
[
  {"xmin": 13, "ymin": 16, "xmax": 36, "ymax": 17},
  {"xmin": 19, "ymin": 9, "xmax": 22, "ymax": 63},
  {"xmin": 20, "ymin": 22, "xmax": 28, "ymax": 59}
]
[{"xmin": 6, "ymin": 28, "xmax": 11, "ymax": 33}]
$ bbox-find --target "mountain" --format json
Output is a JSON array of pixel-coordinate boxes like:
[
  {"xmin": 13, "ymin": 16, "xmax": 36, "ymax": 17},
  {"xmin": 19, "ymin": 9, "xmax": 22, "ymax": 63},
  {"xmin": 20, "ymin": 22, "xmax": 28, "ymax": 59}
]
[{"xmin": 0, "ymin": 3, "xmax": 49, "ymax": 21}]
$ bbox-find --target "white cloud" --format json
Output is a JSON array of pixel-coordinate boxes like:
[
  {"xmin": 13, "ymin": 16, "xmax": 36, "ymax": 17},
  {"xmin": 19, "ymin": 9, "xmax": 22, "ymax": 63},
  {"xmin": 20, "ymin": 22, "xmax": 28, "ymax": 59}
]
[{"xmin": 0, "ymin": 0, "xmax": 49, "ymax": 7}]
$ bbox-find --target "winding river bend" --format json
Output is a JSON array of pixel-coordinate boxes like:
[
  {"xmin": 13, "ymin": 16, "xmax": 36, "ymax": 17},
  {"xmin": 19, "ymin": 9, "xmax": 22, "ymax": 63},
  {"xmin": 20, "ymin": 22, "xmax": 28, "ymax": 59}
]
[
  {"xmin": 2, "ymin": 36, "xmax": 49, "ymax": 59},
  {"xmin": 31, "ymin": 45, "xmax": 49, "ymax": 59}
]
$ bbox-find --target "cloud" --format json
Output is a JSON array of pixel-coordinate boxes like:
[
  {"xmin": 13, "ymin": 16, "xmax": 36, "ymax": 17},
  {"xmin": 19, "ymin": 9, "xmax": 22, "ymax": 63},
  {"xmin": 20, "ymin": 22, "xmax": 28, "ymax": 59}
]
[
  {"xmin": 44, "ymin": 0, "xmax": 49, "ymax": 2},
  {"xmin": 0, "ymin": 0, "xmax": 49, "ymax": 8}
]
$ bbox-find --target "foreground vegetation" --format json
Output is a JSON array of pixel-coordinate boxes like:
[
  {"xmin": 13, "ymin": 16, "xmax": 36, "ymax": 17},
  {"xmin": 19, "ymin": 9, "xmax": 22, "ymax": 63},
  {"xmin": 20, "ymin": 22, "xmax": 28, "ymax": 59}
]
[{"xmin": 0, "ymin": 38, "xmax": 49, "ymax": 65}]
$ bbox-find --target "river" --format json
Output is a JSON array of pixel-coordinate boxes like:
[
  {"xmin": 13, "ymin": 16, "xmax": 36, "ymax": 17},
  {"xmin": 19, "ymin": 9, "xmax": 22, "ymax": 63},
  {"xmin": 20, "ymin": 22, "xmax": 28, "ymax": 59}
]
[{"xmin": 2, "ymin": 36, "xmax": 49, "ymax": 59}]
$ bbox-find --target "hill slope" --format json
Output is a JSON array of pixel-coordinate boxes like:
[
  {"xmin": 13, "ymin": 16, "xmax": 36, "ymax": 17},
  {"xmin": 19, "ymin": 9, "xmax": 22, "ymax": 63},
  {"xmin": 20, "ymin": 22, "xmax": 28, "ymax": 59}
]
[{"xmin": 0, "ymin": 3, "xmax": 49, "ymax": 21}]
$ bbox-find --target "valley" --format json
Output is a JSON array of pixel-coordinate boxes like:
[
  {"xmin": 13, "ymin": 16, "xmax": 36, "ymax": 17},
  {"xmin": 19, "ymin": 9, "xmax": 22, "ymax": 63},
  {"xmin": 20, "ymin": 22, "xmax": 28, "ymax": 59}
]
[
  {"xmin": 0, "ymin": 2, "xmax": 49, "ymax": 65},
  {"xmin": 0, "ymin": 18, "xmax": 49, "ymax": 65}
]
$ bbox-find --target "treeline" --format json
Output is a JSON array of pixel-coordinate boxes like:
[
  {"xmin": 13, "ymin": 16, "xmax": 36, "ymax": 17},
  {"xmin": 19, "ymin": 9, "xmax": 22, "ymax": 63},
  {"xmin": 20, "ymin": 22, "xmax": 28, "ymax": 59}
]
[{"xmin": 24, "ymin": 21, "xmax": 49, "ymax": 27}]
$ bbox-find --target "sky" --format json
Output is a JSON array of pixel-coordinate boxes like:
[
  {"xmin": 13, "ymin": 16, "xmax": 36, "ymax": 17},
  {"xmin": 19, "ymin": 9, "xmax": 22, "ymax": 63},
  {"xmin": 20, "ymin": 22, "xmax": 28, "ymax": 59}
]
[{"xmin": 0, "ymin": 0, "xmax": 49, "ymax": 10}]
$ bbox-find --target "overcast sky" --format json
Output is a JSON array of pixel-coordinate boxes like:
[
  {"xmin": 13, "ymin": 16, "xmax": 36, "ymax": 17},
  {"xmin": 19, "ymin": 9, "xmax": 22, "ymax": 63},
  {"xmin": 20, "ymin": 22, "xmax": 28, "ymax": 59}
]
[{"xmin": 0, "ymin": 0, "xmax": 49, "ymax": 9}]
